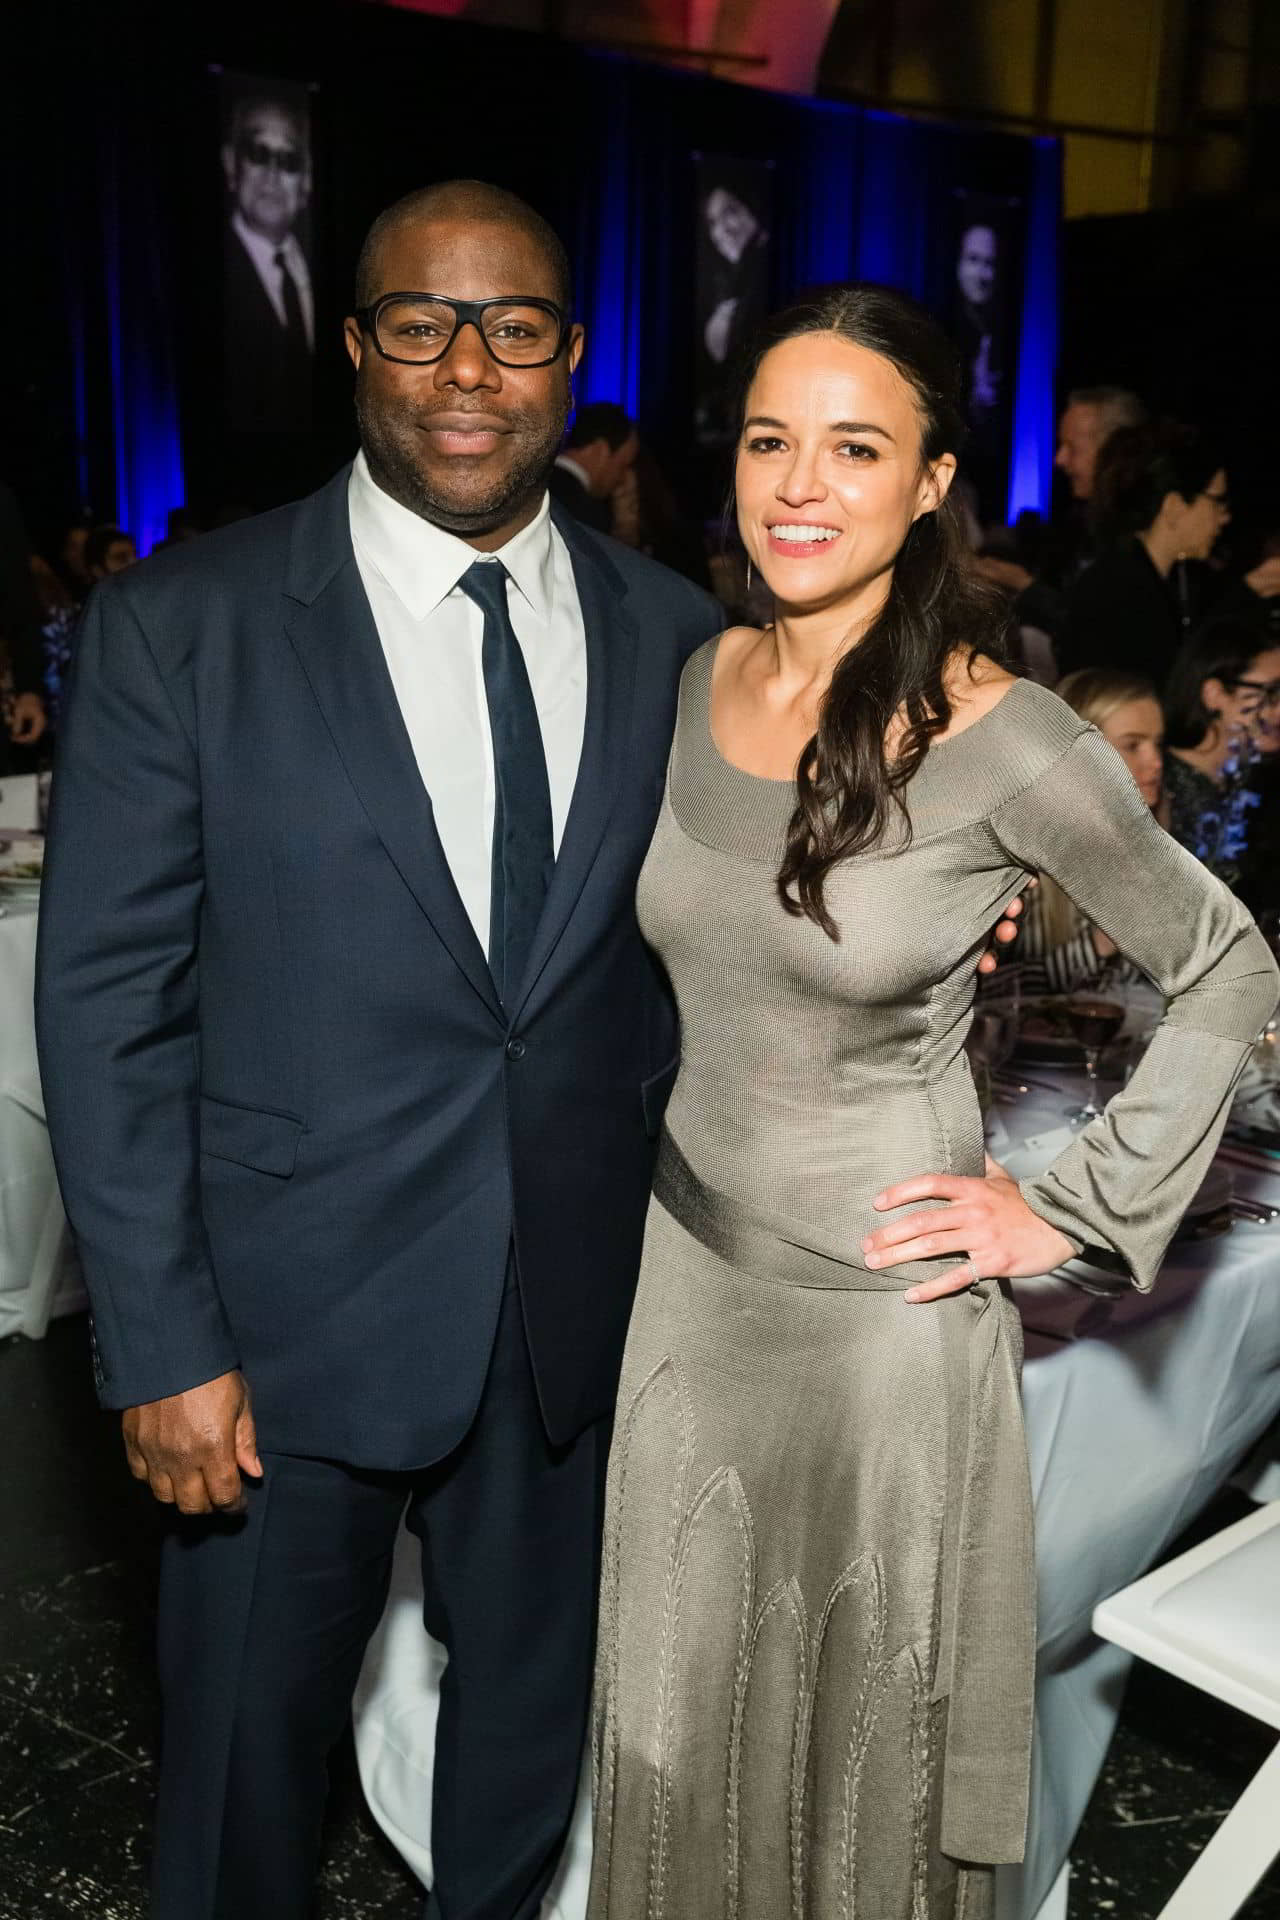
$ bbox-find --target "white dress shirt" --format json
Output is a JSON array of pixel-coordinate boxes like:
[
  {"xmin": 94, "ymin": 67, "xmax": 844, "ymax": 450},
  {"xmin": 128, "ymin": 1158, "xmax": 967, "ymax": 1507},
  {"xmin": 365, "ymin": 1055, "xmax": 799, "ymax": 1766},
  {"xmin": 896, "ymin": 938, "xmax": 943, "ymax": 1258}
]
[
  {"xmin": 231, "ymin": 211, "xmax": 315, "ymax": 350},
  {"xmin": 347, "ymin": 450, "xmax": 588, "ymax": 956}
]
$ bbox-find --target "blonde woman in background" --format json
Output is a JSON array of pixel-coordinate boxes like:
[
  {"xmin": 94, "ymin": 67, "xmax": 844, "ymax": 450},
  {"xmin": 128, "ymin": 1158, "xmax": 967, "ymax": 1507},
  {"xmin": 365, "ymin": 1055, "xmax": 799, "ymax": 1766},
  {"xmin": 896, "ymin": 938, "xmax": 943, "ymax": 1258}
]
[{"xmin": 1013, "ymin": 668, "xmax": 1165, "ymax": 996}]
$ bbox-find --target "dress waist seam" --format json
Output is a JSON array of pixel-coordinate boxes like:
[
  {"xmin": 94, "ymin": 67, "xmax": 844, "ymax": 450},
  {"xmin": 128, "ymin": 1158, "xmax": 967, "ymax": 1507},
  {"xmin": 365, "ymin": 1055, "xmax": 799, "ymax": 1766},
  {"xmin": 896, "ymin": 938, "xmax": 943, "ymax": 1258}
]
[{"xmin": 653, "ymin": 1128, "xmax": 907, "ymax": 1292}]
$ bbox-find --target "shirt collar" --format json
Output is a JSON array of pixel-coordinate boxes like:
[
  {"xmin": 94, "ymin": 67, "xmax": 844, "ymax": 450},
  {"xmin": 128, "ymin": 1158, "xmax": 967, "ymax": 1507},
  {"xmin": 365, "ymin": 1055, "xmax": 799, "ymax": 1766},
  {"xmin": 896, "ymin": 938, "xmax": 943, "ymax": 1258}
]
[
  {"xmin": 348, "ymin": 449, "xmax": 555, "ymax": 624},
  {"xmin": 232, "ymin": 210, "xmax": 306, "ymax": 277}
]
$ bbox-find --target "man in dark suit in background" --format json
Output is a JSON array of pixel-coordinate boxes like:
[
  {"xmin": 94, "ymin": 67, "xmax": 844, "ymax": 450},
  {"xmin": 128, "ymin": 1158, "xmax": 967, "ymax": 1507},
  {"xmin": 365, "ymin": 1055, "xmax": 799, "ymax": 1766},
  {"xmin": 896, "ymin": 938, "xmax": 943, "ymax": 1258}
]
[
  {"xmin": 37, "ymin": 181, "xmax": 720, "ymax": 1920},
  {"xmin": 549, "ymin": 399, "xmax": 637, "ymax": 534},
  {"xmin": 221, "ymin": 90, "xmax": 315, "ymax": 433}
]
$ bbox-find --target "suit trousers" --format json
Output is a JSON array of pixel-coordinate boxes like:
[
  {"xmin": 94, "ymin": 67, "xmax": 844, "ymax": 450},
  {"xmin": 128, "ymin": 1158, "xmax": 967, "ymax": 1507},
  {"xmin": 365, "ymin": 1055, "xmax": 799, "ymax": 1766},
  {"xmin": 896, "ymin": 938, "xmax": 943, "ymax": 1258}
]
[{"xmin": 150, "ymin": 1274, "xmax": 606, "ymax": 1920}]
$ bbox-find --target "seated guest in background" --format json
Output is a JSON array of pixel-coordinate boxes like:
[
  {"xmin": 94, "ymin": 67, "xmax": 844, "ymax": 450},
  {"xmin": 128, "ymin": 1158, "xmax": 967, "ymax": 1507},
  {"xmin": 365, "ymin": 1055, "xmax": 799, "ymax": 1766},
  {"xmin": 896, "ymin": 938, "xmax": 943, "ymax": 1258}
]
[
  {"xmin": 0, "ymin": 479, "xmax": 49, "ymax": 768},
  {"xmin": 30, "ymin": 553, "xmax": 80, "ymax": 732},
  {"xmin": 550, "ymin": 400, "xmax": 637, "ymax": 533},
  {"xmin": 609, "ymin": 442, "xmax": 713, "ymax": 591},
  {"xmin": 84, "ymin": 524, "xmax": 138, "ymax": 580},
  {"xmin": 1162, "ymin": 615, "xmax": 1280, "ymax": 888},
  {"xmin": 1012, "ymin": 668, "xmax": 1164, "ymax": 994},
  {"xmin": 152, "ymin": 506, "xmax": 206, "ymax": 551},
  {"xmin": 1054, "ymin": 386, "xmax": 1146, "ymax": 510},
  {"xmin": 57, "ymin": 521, "xmax": 93, "ymax": 600},
  {"xmin": 1062, "ymin": 423, "xmax": 1242, "ymax": 685},
  {"xmin": 975, "ymin": 512, "xmax": 1068, "ymax": 685},
  {"xmin": 1049, "ymin": 384, "xmax": 1145, "ymax": 582}
]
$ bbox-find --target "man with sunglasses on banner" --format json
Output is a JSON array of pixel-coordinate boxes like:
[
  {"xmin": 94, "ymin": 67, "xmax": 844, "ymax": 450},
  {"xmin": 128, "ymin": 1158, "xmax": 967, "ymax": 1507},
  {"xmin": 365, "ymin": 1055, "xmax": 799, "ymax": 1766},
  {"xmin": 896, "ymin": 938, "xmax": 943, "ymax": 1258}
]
[
  {"xmin": 37, "ymin": 179, "xmax": 1023, "ymax": 1919},
  {"xmin": 222, "ymin": 89, "xmax": 315, "ymax": 433}
]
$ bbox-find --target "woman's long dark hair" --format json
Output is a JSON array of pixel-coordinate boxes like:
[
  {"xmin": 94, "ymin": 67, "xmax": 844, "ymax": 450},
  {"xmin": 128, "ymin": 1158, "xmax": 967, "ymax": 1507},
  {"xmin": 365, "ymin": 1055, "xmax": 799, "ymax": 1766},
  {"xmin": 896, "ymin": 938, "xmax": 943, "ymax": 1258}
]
[{"xmin": 736, "ymin": 285, "xmax": 1009, "ymax": 939}]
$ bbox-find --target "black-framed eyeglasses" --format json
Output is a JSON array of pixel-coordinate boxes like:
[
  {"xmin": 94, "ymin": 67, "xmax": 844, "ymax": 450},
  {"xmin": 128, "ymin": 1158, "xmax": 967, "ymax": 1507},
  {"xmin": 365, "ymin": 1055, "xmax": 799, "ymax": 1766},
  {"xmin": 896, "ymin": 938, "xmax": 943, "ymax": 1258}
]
[
  {"xmin": 237, "ymin": 139, "xmax": 305, "ymax": 176},
  {"xmin": 1227, "ymin": 677, "xmax": 1280, "ymax": 708},
  {"xmin": 354, "ymin": 293, "xmax": 571, "ymax": 368}
]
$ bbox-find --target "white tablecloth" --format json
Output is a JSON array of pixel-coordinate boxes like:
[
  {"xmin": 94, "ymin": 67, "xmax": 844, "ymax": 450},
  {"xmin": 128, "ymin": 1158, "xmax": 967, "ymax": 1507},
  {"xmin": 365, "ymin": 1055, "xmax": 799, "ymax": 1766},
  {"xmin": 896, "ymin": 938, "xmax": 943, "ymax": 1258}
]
[
  {"xmin": 0, "ymin": 898, "xmax": 81, "ymax": 1339},
  {"xmin": 353, "ymin": 1068, "xmax": 1280, "ymax": 1920}
]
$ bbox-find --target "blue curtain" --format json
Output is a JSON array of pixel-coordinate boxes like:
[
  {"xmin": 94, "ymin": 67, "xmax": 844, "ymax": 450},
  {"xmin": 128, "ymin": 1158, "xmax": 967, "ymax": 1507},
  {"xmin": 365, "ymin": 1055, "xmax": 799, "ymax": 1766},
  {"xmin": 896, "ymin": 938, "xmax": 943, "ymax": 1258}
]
[
  {"xmin": 570, "ymin": 51, "xmax": 1061, "ymax": 517},
  {"xmin": 1006, "ymin": 139, "xmax": 1063, "ymax": 523}
]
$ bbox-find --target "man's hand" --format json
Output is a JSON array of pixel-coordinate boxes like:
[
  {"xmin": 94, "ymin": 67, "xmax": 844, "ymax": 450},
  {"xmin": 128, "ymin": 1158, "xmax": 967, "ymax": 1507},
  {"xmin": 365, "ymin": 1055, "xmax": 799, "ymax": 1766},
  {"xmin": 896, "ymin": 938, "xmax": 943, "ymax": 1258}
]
[
  {"xmin": 122, "ymin": 1370, "xmax": 262, "ymax": 1515},
  {"xmin": 973, "ymin": 554, "xmax": 1033, "ymax": 596},
  {"xmin": 977, "ymin": 885, "xmax": 1033, "ymax": 976},
  {"xmin": 8, "ymin": 690, "xmax": 46, "ymax": 746},
  {"xmin": 1244, "ymin": 555, "xmax": 1280, "ymax": 600}
]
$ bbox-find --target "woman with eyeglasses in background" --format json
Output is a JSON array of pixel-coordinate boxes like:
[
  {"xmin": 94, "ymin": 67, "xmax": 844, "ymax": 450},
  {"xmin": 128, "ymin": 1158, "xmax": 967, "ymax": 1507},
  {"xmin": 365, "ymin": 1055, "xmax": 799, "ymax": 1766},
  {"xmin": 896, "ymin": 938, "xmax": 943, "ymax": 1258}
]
[{"xmin": 1161, "ymin": 616, "xmax": 1280, "ymax": 889}]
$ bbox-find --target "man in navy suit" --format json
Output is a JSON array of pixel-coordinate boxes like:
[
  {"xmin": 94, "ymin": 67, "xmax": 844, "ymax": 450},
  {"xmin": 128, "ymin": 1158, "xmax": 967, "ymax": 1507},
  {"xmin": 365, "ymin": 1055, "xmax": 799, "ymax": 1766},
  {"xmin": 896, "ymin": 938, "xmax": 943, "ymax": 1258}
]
[{"xmin": 37, "ymin": 181, "xmax": 720, "ymax": 1919}]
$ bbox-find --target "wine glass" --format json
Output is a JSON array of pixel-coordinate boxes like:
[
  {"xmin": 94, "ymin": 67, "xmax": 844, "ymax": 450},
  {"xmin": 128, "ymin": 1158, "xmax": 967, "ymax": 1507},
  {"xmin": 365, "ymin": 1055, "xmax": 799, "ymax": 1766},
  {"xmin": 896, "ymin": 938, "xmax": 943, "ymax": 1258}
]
[{"xmin": 1064, "ymin": 996, "xmax": 1125, "ymax": 1126}]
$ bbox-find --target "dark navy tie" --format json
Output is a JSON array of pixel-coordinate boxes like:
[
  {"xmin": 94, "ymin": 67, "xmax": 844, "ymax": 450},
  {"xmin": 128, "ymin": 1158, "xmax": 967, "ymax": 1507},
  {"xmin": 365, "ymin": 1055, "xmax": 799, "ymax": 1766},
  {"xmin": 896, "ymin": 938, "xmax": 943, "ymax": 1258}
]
[{"xmin": 457, "ymin": 560, "xmax": 554, "ymax": 1008}]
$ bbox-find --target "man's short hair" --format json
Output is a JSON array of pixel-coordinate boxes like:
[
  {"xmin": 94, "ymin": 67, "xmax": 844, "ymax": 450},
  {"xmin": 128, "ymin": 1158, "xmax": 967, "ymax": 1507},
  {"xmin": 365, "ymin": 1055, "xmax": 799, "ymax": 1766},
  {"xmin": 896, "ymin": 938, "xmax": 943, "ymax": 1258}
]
[
  {"xmin": 1066, "ymin": 386, "xmax": 1146, "ymax": 435},
  {"xmin": 354, "ymin": 180, "xmax": 572, "ymax": 312},
  {"xmin": 565, "ymin": 402, "xmax": 634, "ymax": 452}
]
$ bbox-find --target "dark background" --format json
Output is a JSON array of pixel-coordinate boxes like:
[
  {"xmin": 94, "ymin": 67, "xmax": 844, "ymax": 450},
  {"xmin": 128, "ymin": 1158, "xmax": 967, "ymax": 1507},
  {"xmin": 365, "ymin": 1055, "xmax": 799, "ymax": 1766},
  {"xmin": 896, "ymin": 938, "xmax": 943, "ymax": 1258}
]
[{"xmin": 0, "ymin": 0, "xmax": 1054, "ymax": 548}]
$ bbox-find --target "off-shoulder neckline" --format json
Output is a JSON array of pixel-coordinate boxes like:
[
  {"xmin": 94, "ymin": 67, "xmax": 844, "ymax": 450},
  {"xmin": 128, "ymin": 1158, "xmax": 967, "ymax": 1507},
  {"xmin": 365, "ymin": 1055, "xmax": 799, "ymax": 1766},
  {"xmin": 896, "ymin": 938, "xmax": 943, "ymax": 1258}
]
[{"xmin": 699, "ymin": 635, "xmax": 1041, "ymax": 789}]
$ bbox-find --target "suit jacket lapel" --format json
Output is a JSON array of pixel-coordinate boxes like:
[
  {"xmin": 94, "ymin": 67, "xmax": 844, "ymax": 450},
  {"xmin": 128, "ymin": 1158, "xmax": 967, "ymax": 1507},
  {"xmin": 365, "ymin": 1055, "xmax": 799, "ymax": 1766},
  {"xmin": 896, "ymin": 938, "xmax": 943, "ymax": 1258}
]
[
  {"xmin": 282, "ymin": 469, "xmax": 504, "ymax": 1025},
  {"xmin": 511, "ymin": 507, "xmax": 638, "ymax": 1021}
]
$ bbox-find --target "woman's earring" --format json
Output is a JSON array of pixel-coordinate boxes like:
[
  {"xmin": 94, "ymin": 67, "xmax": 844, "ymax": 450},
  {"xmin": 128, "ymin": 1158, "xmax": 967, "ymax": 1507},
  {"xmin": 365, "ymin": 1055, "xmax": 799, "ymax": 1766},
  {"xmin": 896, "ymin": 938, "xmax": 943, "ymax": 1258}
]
[{"xmin": 746, "ymin": 559, "xmax": 753, "ymax": 593}]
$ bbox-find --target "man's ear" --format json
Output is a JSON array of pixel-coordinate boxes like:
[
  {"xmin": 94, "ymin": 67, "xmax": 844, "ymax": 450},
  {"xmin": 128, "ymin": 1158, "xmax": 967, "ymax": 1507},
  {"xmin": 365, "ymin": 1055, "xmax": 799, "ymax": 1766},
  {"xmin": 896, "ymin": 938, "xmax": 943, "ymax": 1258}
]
[
  {"xmin": 914, "ymin": 452, "xmax": 957, "ymax": 524},
  {"xmin": 343, "ymin": 318, "xmax": 363, "ymax": 372}
]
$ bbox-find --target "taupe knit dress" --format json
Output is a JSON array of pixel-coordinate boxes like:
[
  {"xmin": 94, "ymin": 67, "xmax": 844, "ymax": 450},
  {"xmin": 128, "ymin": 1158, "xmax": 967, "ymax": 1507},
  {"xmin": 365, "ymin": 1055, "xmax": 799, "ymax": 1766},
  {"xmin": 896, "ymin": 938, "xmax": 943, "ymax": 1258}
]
[{"xmin": 587, "ymin": 642, "xmax": 1278, "ymax": 1920}]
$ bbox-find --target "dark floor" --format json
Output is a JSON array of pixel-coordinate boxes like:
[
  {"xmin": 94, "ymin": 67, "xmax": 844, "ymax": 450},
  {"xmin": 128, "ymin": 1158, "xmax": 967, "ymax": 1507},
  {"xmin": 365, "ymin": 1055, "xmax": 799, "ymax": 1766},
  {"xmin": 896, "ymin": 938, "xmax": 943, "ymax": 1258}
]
[{"xmin": 0, "ymin": 1318, "xmax": 1276, "ymax": 1919}]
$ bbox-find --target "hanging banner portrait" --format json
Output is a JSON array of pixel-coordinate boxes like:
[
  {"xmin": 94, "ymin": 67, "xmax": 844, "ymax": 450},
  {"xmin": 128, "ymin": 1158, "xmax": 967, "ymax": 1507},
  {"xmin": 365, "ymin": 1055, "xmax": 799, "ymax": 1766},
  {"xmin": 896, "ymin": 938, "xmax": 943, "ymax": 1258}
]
[
  {"xmin": 693, "ymin": 155, "xmax": 773, "ymax": 446},
  {"xmin": 948, "ymin": 190, "xmax": 1021, "ymax": 519},
  {"xmin": 219, "ymin": 70, "xmax": 315, "ymax": 434}
]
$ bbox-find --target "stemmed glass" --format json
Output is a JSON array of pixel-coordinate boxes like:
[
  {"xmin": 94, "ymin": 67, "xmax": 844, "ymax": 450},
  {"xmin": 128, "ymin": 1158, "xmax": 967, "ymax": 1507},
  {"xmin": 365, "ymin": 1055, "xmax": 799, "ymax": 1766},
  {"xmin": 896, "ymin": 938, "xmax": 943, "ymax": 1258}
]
[{"xmin": 1064, "ymin": 996, "xmax": 1125, "ymax": 1126}]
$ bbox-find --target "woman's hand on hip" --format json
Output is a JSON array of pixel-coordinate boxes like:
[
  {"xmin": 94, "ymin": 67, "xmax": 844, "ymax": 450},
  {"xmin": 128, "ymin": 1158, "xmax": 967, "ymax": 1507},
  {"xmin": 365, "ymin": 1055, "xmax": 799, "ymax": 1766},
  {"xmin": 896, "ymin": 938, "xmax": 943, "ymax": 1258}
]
[{"xmin": 861, "ymin": 1154, "xmax": 1077, "ymax": 1302}]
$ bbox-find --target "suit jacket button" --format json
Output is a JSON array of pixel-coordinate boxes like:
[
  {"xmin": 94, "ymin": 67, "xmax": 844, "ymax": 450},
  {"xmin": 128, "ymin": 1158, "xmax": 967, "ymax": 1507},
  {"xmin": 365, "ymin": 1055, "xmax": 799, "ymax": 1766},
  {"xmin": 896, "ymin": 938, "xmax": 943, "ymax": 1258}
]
[{"xmin": 505, "ymin": 1037, "xmax": 527, "ymax": 1061}]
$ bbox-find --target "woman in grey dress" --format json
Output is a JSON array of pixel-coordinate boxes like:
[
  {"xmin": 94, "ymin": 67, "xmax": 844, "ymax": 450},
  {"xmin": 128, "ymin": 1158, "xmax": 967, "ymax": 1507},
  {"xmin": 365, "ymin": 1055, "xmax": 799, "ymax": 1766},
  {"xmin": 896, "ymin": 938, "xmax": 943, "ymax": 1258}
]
[{"xmin": 587, "ymin": 287, "xmax": 1279, "ymax": 1920}]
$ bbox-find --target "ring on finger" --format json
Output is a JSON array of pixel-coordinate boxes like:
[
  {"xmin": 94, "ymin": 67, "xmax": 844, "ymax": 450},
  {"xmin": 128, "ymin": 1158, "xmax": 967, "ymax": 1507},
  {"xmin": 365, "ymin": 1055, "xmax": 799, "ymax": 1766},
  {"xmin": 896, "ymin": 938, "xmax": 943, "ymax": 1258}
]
[{"xmin": 962, "ymin": 1255, "xmax": 981, "ymax": 1287}]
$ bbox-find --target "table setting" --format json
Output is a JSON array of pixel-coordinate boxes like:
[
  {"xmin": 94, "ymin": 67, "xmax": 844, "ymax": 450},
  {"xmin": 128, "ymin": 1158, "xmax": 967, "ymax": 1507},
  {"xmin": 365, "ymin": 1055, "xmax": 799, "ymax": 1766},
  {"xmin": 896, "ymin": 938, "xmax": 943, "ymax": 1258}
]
[{"xmin": 957, "ymin": 961, "xmax": 1280, "ymax": 1917}]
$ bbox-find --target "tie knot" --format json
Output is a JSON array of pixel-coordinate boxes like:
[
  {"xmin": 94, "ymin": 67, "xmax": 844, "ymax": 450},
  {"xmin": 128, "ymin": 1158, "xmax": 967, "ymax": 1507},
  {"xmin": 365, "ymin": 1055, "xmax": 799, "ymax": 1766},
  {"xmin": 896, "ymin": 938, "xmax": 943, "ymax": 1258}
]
[{"xmin": 457, "ymin": 560, "xmax": 510, "ymax": 621}]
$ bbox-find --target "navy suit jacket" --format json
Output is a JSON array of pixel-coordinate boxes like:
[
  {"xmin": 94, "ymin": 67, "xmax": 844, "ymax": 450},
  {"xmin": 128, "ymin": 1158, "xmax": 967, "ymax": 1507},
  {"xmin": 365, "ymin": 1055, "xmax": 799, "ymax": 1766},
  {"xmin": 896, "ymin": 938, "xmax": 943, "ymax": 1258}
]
[{"xmin": 35, "ymin": 466, "xmax": 720, "ymax": 1468}]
